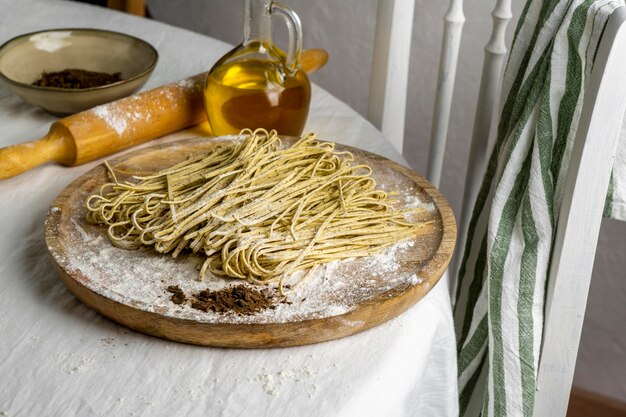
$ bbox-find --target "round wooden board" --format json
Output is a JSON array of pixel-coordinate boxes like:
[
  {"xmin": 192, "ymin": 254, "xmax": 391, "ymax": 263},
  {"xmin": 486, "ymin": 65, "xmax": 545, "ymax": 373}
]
[{"xmin": 45, "ymin": 136, "xmax": 456, "ymax": 348}]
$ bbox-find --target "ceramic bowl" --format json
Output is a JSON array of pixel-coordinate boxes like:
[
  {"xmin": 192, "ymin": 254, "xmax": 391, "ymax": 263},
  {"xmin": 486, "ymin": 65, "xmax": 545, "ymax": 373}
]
[{"xmin": 0, "ymin": 28, "xmax": 158, "ymax": 116}]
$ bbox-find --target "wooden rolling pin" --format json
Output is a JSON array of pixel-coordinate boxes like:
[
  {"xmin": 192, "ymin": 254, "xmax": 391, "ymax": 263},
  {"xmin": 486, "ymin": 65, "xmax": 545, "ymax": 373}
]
[{"xmin": 0, "ymin": 48, "xmax": 328, "ymax": 179}]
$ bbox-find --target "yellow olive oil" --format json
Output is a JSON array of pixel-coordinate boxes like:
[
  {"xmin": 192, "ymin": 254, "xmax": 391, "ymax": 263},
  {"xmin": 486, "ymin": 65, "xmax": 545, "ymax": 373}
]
[{"xmin": 204, "ymin": 56, "xmax": 311, "ymax": 136}]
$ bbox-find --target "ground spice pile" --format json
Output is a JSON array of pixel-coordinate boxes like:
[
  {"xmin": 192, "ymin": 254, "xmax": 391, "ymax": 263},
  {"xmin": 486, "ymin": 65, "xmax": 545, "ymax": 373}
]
[
  {"xmin": 167, "ymin": 285, "xmax": 186, "ymax": 305},
  {"xmin": 32, "ymin": 69, "xmax": 122, "ymax": 89},
  {"xmin": 166, "ymin": 284, "xmax": 278, "ymax": 315}
]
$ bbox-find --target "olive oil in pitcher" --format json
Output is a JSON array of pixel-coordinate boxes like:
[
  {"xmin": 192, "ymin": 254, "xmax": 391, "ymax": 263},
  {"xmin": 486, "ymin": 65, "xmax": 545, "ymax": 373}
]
[{"xmin": 204, "ymin": 1, "xmax": 311, "ymax": 136}]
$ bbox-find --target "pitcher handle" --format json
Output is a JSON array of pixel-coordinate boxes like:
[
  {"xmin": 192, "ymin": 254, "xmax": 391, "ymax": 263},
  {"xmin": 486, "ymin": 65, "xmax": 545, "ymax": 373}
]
[{"xmin": 270, "ymin": 2, "xmax": 303, "ymax": 73}]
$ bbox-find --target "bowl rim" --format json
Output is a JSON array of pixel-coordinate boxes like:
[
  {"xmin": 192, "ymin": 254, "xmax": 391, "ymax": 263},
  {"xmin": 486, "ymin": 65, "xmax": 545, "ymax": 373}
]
[{"xmin": 0, "ymin": 27, "xmax": 159, "ymax": 93}]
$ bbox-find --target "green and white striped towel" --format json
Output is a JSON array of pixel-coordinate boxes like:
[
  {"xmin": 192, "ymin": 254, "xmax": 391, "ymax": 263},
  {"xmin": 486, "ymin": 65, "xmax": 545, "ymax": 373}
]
[{"xmin": 454, "ymin": 1, "xmax": 625, "ymax": 416}]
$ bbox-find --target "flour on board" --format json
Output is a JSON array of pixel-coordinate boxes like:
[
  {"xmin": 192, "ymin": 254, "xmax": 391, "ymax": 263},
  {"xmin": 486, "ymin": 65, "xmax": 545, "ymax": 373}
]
[{"xmin": 48, "ymin": 141, "xmax": 441, "ymax": 326}]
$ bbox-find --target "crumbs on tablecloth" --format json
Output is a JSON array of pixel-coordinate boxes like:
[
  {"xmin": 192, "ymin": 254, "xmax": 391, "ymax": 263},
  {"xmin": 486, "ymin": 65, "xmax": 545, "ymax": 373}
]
[{"xmin": 255, "ymin": 366, "xmax": 319, "ymax": 397}]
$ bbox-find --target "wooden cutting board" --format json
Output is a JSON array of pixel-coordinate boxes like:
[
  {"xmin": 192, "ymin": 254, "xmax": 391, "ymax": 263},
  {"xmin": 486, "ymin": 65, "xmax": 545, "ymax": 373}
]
[{"xmin": 44, "ymin": 136, "xmax": 456, "ymax": 348}]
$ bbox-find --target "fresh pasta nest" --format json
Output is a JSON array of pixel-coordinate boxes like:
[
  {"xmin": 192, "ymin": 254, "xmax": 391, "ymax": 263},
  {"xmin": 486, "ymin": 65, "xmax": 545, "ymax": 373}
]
[{"xmin": 86, "ymin": 129, "xmax": 427, "ymax": 290}]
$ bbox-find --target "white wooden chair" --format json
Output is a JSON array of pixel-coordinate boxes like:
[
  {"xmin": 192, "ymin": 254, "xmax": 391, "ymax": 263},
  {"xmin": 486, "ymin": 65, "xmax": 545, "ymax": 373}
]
[{"xmin": 368, "ymin": 1, "xmax": 626, "ymax": 416}]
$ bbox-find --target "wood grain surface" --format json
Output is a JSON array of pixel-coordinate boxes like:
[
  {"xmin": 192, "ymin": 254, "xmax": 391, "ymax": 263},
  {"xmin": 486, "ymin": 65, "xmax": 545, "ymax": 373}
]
[{"xmin": 44, "ymin": 136, "xmax": 456, "ymax": 348}]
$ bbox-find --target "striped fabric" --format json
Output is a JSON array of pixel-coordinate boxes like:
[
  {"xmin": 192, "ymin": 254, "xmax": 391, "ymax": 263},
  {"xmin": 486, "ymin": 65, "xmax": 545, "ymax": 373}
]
[{"xmin": 453, "ymin": 1, "xmax": 625, "ymax": 416}]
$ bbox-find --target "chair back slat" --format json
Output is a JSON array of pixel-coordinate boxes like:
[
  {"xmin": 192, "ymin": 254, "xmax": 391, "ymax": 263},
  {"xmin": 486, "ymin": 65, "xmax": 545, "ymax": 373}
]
[
  {"xmin": 368, "ymin": 0, "xmax": 416, "ymax": 154},
  {"xmin": 426, "ymin": 0, "xmax": 465, "ymax": 186},
  {"xmin": 533, "ymin": 7, "xmax": 626, "ymax": 416},
  {"xmin": 454, "ymin": 0, "xmax": 512, "ymax": 277}
]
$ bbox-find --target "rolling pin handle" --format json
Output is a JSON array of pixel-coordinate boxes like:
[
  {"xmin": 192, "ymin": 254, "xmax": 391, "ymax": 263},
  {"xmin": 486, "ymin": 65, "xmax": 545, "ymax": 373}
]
[
  {"xmin": 0, "ymin": 130, "xmax": 73, "ymax": 179},
  {"xmin": 301, "ymin": 48, "xmax": 328, "ymax": 74}
]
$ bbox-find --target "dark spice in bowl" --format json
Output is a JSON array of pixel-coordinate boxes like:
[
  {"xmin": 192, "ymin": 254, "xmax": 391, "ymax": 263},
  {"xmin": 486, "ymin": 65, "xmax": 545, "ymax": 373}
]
[{"xmin": 32, "ymin": 68, "xmax": 122, "ymax": 89}]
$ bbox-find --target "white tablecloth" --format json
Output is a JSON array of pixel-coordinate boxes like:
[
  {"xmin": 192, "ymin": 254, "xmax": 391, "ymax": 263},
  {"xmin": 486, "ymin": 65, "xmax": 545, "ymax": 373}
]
[{"xmin": 0, "ymin": 1, "xmax": 458, "ymax": 416}]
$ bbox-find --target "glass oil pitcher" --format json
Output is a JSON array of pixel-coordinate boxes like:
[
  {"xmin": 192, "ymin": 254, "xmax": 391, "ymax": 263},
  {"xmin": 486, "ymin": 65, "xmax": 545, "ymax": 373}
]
[{"xmin": 204, "ymin": 0, "xmax": 311, "ymax": 136}]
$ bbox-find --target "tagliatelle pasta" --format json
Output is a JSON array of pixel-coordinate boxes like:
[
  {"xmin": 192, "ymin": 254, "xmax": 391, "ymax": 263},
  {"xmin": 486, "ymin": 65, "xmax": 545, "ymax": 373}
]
[{"xmin": 85, "ymin": 128, "xmax": 428, "ymax": 293}]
